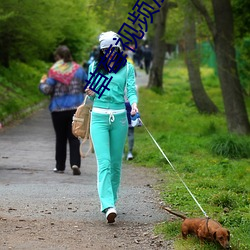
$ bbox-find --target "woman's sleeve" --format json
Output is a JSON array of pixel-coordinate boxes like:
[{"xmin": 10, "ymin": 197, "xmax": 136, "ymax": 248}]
[
  {"xmin": 126, "ymin": 63, "xmax": 138, "ymax": 105},
  {"xmin": 75, "ymin": 67, "xmax": 88, "ymax": 91},
  {"xmin": 39, "ymin": 77, "xmax": 56, "ymax": 95},
  {"xmin": 76, "ymin": 67, "xmax": 88, "ymax": 84}
]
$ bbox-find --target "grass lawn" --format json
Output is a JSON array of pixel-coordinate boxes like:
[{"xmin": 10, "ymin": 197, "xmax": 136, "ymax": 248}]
[
  {"xmin": 128, "ymin": 58, "xmax": 250, "ymax": 250},
  {"xmin": 1, "ymin": 57, "xmax": 249, "ymax": 249}
]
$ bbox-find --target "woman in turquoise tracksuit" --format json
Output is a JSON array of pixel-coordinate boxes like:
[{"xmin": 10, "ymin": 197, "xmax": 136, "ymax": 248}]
[{"xmin": 85, "ymin": 31, "xmax": 138, "ymax": 223}]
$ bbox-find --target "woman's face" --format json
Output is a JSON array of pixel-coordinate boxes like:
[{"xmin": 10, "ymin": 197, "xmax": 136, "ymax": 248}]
[{"xmin": 102, "ymin": 47, "xmax": 119, "ymax": 62}]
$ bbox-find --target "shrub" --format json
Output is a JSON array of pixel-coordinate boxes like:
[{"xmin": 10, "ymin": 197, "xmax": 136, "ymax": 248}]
[
  {"xmin": 210, "ymin": 191, "xmax": 237, "ymax": 209},
  {"xmin": 210, "ymin": 135, "xmax": 250, "ymax": 159}
]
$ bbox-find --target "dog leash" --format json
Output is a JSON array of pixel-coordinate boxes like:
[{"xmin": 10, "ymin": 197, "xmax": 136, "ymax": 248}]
[{"xmin": 139, "ymin": 118, "xmax": 209, "ymax": 218}]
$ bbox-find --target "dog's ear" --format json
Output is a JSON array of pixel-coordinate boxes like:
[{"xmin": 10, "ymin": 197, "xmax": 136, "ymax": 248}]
[
  {"xmin": 227, "ymin": 230, "xmax": 230, "ymax": 240},
  {"xmin": 213, "ymin": 231, "xmax": 217, "ymax": 240}
]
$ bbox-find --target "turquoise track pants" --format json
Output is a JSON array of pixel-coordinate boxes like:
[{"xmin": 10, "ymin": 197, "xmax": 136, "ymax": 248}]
[{"xmin": 90, "ymin": 111, "xmax": 128, "ymax": 212}]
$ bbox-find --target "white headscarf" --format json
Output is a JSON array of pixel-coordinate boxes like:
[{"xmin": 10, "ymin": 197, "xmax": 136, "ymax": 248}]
[{"xmin": 99, "ymin": 31, "xmax": 122, "ymax": 51}]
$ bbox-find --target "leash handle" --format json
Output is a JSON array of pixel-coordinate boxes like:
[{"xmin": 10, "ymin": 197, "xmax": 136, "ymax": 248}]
[{"xmin": 139, "ymin": 118, "xmax": 209, "ymax": 218}]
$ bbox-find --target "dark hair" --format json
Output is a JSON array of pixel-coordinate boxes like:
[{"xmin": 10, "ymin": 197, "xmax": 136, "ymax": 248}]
[
  {"xmin": 95, "ymin": 48, "xmax": 126, "ymax": 75},
  {"xmin": 54, "ymin": 45, "xmax": 73, "ymax": 63}
]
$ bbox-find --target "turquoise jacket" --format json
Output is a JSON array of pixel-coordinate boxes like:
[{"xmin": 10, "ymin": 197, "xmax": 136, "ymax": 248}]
[{"xmin": 88, "ymin": 62, "xmax": 138, "ymax": 110}]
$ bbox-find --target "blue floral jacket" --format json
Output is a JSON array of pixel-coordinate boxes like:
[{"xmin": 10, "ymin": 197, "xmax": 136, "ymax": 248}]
[{"xmin": 39, "ymin": 67, "xmax": 87, "ymax": 112}]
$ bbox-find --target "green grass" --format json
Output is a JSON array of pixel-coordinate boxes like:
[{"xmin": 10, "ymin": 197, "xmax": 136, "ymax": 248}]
[
  {"xmin": 0, "ymin": 60, "xmax": 50, "ymax": 123},
  {"xmin": 129, "ymin": 58, "xmax": 250, "ymax": 250}
]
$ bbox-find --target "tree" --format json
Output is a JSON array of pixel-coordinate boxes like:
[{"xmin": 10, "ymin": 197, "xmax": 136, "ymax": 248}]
[
  {"xmin": 190, "ymin": 0, "xmax": 250, "ymax": 134},
  {"xmin": 148, "ymin": 1, "xmax": 171, "ymax": 89},
  {"xmin": 184, "ymin": 1, "xmax": 218, "ymax": 114},
  {"xmin": 0, "ymin": 0, "xmax": 58, "ymax": 66},
  {"xmin": 91, "ymin": 0, "xmax": 135, "ymax": 33},
  {"xmin": 0, "ymin": 0, "xmax": 97, "ymax": 66},
  {"xmin": 147, "ymin": 0, "xmax": 218, "ymax": 114}
]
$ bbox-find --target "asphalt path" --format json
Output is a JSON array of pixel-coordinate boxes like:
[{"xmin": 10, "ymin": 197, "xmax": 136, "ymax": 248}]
[
  {"xmin": 0, "ymin": 106, "xmax": 165, "ymax": 223},
  {"xmin": 0, "ymin": 69, "xmax": 172, "ymax": 249}
]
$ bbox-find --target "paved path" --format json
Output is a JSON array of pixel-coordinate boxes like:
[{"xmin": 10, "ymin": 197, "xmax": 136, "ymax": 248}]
[
  {"xmin": 0, "ymin": 68, "xmax": 153, "ymax": 223},
  {"xmin": 0, "ymin": 106, "xmax": 164, "ymax": 224},
  {"xmin": 0, "ymin": 71, "xmax": 174, "ymax": 249},
  {"xmin": 135, "ymin": 68, "xmax": 149, "ymax": 88}
]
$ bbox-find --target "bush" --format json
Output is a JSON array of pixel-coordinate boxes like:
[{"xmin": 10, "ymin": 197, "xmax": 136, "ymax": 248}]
[
  {"xmin": 210, "ymin": 191, "xmax": 237, "ymax": 209},
  {"xmin": 0, "ymin": 60, "xmax": 48, "ymax": 122},
  {"xmin": 210, "ymin": 135, "xmax": 250, "ymax": 159}
]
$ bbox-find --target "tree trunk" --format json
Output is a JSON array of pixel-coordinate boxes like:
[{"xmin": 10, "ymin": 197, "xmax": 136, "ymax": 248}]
[
  {"xmin": 184, "ymin": 4, "xmax": 218, "ymax": 114},
  {"xmin": 212, "ymin": 0, "xmax": 250, "ymax": 134},
  {"xmin": 148, "ymin": 1, "xmax": 169, "ymax": 89}
]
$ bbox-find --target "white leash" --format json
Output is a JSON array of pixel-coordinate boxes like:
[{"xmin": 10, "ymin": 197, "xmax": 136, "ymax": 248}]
[{"xmin": 139, "ymin": 118, "xmax": 209, "ymax": 218}]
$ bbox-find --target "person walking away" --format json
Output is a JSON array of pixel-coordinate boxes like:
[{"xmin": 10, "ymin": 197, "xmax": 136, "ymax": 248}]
[
  {"xmin": 123, "ymin": 52, "xmax": 138, "ymax": 161},
  {"xmin": 136, "ymin": 45, "xmax": 144, "ymax": 69},
  {"xmin": 85, "ymin": 31, "xmax": 138, "ymax": 223},
  {"xmin": 39, "ymin": 45, "xmax": 87, "ymax": 175},
  {"xmin": 125, "ymin": 101, "xmax": 135, "ymax": 160},
  {"xmin": 143, "ymin": 44, "xmax": 152, "ymax": 74},
  {"xmin": 87, "ymin": 46, "xmax": 99, "ymax": 70},
  {"xmin": 124, "ymin": 82, "xmax": 139, "ymax": 161}
]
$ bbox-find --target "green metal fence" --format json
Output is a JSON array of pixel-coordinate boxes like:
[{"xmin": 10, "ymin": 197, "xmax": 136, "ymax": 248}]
[{"xmin": 199, "ymin": 40, "xmax": 250, "ymax": 95}]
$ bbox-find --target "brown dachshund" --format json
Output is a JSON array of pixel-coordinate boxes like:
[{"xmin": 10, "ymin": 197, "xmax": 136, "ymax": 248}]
[{"xmin": 162, "ymin": 207, "xmax": 231, "ymax": 249}]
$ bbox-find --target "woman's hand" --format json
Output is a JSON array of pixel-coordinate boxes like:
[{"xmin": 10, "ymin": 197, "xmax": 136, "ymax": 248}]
[
  {"xmin": 131, "ymin": 103, "xmax": 138, "ymax": 116},
  {"xmin": 85, "ymin": 86, "xmax": 96, "ymax": 97},
  {"xmin": 40, "ymin": 74, "xmax": 47, "ymax": 84}
]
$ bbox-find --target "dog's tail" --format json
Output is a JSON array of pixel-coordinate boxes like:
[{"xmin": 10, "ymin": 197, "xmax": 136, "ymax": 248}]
[{"xmin": 162, "ymin": 206, "xmax": 187, "ymax": 220}]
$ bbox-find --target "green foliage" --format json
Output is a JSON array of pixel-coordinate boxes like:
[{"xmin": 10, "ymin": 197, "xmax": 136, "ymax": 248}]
[
  {"xmin": 164, "ymin": 0, "xmax": 212, "ymax": 45},
  {"xmin": 0, "ymin": 60, "xmax": 49, "ymax": 122},
  {"xmin": 210, "ymin": 191, "xmax": 238, "ymax": 209},
  {"xmin": 201, "ymin": 121, "xmax": 217, "ymax": 136},
  {"xmin": 210, "ymin": 135, "xmax": 250, "ymax": 159},
  {"xmin": 0, "ymin": 0, "xmax": 99, "ymax": 66},
  {"xmin": 91, "ymin": 0, "xmax": 135, "ymax": 33},
  {"xmin": 232, "ymin": 0, "xmax": 250, "ymax": 39},
  {"xmin": 165, "ymin": 2, "xmax": 184, "ymax": 44},
  {"xmin": 236, "ymin": 37, "xmax": 250, "ymax": 95},
  {"xmin": 130, "ymin": 58, "xmax": 250, "ymax": 249}
]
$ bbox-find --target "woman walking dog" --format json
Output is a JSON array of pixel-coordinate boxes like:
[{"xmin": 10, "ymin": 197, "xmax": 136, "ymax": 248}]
[{"xmin": 85, "ymin": 31, "xmax": 139, "ymax": 223}]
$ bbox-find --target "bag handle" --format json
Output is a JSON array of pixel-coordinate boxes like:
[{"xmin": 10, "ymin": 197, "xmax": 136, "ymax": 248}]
[
  {"xmin": 79, "ymin": 116, "xmax": 94, "ymax": 158},
  {"xmin": 78, "ymin": 94, "xmax": 93, "ymax": 158},
  {"xmin": 79, "ymin": 137, "xmax": 94, "ymax": 158},
  {"xmin": 80, "ymin": 140, "xmax": 92, "ymax": 158},
  {"xmin": 83, "ymin": 94, "xmax": 88, "ymax": 105},
  {"xmin": 79, "ymin": 115, "xmax": 93, "ymax": 158}
]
